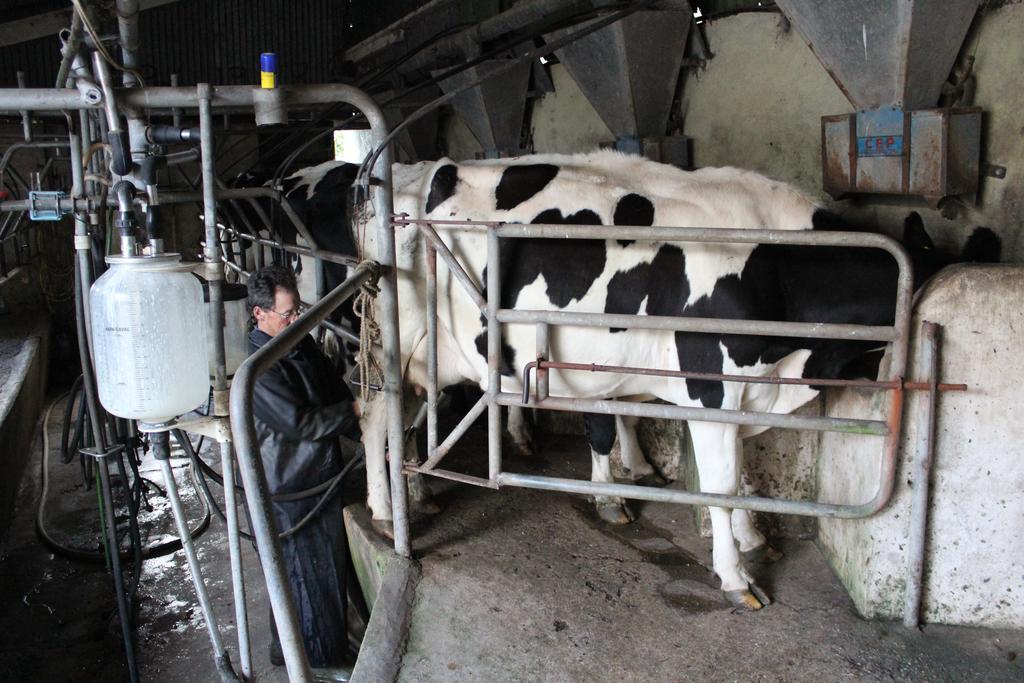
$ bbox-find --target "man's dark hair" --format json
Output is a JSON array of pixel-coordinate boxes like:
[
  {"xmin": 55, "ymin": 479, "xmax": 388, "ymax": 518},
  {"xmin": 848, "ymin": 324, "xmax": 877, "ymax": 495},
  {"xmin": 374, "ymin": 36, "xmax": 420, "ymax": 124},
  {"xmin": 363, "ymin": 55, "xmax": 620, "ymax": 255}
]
[{"xmin": 247, "ymin": 265, "xmax": 298, "ymax": 318}]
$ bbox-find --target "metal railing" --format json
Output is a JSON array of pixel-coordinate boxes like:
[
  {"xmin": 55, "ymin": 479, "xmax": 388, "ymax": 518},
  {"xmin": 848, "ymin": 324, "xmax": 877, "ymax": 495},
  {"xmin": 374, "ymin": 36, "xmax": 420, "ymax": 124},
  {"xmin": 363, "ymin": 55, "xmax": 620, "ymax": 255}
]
[{"xmin": 395, "ymin": 215, "xmax": 933, "ymax": 521}]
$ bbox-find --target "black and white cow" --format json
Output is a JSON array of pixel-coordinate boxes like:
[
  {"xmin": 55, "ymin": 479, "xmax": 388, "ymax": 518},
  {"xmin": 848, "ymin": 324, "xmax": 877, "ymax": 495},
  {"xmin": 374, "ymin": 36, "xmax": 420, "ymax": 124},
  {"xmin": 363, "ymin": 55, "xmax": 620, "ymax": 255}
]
[
  {"xmin": 346, "ymin": 150, "xmax": 997, "ymax": 610},
  {"xmin": 236, "ymin": 152, "xmax": 997, "ymax": 609}
]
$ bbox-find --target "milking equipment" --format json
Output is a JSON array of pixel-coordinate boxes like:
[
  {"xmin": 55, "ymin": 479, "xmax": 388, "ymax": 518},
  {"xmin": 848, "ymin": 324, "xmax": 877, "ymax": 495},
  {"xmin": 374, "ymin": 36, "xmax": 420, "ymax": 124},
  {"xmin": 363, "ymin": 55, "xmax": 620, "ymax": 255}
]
[{"xmin": 90, "ymin": 253, "xmax": 211, "ymax": 422}]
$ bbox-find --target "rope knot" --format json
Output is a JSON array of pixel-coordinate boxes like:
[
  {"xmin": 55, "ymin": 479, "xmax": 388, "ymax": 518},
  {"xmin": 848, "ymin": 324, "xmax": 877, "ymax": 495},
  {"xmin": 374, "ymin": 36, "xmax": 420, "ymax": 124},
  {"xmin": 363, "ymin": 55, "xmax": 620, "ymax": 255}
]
[{"xmin": 354, "ymin": 263, "xmax": 383, "ymax": 403}]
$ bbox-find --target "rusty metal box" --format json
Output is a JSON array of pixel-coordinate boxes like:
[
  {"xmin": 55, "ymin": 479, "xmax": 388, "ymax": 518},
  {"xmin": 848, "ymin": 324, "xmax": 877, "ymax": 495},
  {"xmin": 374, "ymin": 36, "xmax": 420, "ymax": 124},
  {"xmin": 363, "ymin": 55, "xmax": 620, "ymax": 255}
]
[{"xmin": 821, "ymin": 106, "xmax": 981, "ymax": 202}]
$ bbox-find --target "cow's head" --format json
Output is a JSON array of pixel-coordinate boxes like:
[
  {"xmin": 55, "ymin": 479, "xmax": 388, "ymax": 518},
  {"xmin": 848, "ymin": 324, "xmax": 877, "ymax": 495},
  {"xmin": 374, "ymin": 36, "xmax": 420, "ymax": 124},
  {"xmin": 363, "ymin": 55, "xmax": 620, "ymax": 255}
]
[{"xmin": 902, "ymin": 211, "xmax": 1001, "ymax": 286}]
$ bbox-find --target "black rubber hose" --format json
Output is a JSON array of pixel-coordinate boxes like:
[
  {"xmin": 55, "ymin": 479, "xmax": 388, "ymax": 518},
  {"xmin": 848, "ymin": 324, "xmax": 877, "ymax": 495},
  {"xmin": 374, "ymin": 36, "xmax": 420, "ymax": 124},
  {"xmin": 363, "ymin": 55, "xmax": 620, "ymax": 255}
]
[
  {"xmin": 112, "ymin": 446, "xmax": 144, "ymax": 601},
  {"xmin": 59, "ymin": 375, "xmax": 84, "ymax": 463},
  {"xmin": 37, "ymin": 397, "xmax": 213, "ymax": 564},
  {"xmin": 174, "ymin": 429, "xmax": 364, "ymax": 538}
]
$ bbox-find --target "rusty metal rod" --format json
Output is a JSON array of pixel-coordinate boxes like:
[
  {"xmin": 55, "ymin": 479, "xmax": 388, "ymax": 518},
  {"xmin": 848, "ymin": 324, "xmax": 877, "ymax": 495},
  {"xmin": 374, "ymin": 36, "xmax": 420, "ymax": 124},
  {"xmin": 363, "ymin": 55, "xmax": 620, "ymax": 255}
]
[
  {"xmin": 904, "ymin": 321, "xmax": 940, "ymax": 628},
  {"xmin": 520, "ymin": 359, "xmax": 966, "ymax": 404}
]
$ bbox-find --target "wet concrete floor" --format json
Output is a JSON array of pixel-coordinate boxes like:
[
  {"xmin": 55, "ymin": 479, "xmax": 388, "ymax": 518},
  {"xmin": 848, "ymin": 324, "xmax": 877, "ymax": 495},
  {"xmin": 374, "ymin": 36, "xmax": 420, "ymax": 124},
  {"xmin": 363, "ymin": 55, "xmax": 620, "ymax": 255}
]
[{"xmin": 1, "ymin": 394, "xmax": 1022, "ymax": 681}]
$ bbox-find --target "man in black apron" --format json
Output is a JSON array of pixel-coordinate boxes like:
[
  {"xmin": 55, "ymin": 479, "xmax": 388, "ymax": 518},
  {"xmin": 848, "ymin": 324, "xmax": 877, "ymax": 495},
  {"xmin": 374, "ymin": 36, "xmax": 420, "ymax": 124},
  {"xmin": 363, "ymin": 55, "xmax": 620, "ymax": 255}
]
[{"xmin": 247, "ymin": 265, "xmax": 360, "ymax": 668}]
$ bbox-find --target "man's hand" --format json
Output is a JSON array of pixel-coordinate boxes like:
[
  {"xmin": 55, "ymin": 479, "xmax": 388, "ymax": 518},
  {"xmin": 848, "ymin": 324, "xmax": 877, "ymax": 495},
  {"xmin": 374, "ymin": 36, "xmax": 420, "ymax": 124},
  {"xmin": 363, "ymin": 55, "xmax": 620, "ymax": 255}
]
[{"xmin": 352, "ymin": 401, "xmax": 362, "ymax": 418}]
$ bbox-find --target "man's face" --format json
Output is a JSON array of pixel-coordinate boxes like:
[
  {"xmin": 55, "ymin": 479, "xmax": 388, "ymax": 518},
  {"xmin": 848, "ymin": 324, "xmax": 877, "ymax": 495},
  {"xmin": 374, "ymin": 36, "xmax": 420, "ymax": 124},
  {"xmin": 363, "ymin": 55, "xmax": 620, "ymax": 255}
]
[{"xmin": 253, "ymin": 286, "xmax": 300, "ymax": 337}]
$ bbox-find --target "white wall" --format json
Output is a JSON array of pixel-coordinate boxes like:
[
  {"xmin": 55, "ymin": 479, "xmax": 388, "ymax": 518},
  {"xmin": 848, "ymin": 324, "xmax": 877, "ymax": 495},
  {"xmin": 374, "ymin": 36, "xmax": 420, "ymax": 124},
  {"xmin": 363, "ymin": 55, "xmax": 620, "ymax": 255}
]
[{"xmin": 818, "ymin": 266, "xmax": 1024, "ymax": 628}]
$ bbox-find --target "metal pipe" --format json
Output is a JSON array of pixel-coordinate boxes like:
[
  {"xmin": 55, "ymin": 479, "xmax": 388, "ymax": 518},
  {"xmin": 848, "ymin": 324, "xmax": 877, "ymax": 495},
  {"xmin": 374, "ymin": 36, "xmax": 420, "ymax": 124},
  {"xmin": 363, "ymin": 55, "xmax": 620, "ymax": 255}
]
[
  {"xmin": 91, "ymin": 52, "xmax": 132, "ymax": 176},
  {"xmin": 420, "ymin": 394, "xmax": 488, "ymax": 471},
  {"xmin": 231, "ymin": 263, "xmax": 377, "ymax": 683},
  {"xmin": 68, "ymin": 125, "xmax": 96, "ymax": 357},
  {"xmin": 497, "ymin": 470, "xmax": 881, "ymax": 519},
  {"xmin": 426, "ymin": 244, "xmax": 438, "ymax": 459},
  {"xmin": 55, "ymin": 11, "xmax": 85, "ymax": 90},
  {"xmin": 152, "ymin": 435, "xmax": 236, "ymax": 681},
  {"xmin": 220, "ymin": 441, "xmax": 252, "ymax": 677},
  {"xmin": 354, "ymin": 96, "xmax": 411, "ymax": 559},
  {"xmin": 115, "ymin": 0, "xmax": 141, "ymax": 88},
  {"xmin": 496, "ymin": 392, "xmax": 888, "ymax": 436},
  {"xmin": 198, "ymin": 85, "xmax": 229, "ymax": 398},
  {"xmin": 417, "ymin": 223, "xmax": 487, "ymax": 312},
  {"xmin": 70, "ymin": 139, "xmax": 138, "ymax": 679},
  {"xmin": 904, "ymin": 321, "xmax": 940, "ymax": 628},
  {"xmin": 500, "ymin": 308, "xmax": 898, "ymax": 343},
  {"xmin": 0, "ymin": 83, "xmax": 444, "ymax": 112},
  {"xmin": 486, "ymin": 229, "xmax": 502, "ymax": 482}
]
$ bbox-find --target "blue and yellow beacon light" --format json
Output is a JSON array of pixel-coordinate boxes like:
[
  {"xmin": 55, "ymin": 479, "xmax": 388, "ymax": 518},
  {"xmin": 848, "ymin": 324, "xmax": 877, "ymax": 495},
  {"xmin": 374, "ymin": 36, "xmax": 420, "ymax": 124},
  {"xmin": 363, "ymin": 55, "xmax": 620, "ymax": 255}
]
[{"xmin": 260, "ymin": 52, "xmax": 278, "ymax": 89}]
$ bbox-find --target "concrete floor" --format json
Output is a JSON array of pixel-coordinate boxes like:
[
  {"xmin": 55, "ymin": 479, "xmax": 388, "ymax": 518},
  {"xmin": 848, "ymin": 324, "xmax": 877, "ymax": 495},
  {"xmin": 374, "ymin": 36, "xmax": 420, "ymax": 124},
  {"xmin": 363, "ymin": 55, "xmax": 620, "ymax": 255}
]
[
  {"xmin": 396, "ymin": 431, "xmax": 1023, "ymax": 682},
  {"xmin": 1, "ymin": 394, "xmax": 1022, "ymax": 682}
]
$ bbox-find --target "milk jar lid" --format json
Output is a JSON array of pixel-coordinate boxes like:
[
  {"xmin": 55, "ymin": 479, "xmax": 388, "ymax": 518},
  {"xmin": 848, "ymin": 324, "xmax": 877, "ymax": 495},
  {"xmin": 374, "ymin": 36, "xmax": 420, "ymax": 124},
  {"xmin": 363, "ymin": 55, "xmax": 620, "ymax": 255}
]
[{"xmin": 105, "ymin": 253, "xmax": 193, "ymax": 272}]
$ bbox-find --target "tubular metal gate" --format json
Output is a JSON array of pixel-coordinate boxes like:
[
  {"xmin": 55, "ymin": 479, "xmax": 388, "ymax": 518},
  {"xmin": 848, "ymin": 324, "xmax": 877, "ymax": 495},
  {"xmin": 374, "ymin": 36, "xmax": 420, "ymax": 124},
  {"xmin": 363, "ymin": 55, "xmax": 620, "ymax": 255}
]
[{"xmin": 394, "ymin": 215, "xmax": 944, "ymax": 520}]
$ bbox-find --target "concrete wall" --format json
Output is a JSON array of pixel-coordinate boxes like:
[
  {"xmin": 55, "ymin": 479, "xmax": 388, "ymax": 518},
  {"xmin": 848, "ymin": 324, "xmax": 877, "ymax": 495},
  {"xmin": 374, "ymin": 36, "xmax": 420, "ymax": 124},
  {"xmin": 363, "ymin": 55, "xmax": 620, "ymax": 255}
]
[
  {"xmin": 681, "ymin": 6, "xmax": 1024, "ymax": 259},
  {"xmin": 818, "ymin": 266, "xmax": 1024, "ymax": 628}
]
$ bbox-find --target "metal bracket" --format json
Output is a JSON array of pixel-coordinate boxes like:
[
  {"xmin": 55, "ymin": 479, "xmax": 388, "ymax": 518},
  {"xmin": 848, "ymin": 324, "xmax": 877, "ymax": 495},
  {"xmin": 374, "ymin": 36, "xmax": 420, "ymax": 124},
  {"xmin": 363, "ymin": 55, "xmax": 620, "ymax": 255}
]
[
  {"xmin": 983, "ymin": 163, "xmax": 1007, "ymax": 179},
  {"xmin": 28, "ymin": 190, "xmax": 68, "ymax": 221},
  {"xmin": 138, "ymin": 413, "xmax": 233, "ymax": 443}
]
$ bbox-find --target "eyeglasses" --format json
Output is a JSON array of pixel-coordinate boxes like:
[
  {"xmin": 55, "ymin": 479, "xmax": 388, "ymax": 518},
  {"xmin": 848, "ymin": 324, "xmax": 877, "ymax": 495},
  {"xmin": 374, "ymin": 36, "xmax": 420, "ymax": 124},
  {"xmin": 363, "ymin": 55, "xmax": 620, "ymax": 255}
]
[{"xmin": 266, "ymin": 308, "xmax": 299, "ymax": 320}]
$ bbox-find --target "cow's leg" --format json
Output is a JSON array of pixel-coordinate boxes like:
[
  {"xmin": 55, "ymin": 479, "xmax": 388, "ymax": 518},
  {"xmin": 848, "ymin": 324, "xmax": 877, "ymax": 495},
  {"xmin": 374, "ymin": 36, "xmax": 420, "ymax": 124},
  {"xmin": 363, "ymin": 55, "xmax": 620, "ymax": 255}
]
[
  {"xmin": 615, "ymin": 415, "xmax": 656, "ymax": 480},
  {"xmin": 731, "ymin": 439, "xmax": 783, "ymax": 563},
  {"xmin": 506, "ymin": 405, "xmax": 534, "ymax": 456},
  {"xmin": 360, "ymin": 393, "xmax": 392, "ymax": 524},
  {"xmin": 585, "ymin": 413, "xmax": 634, "ymax": 525},
  {"xmin": 689, "ymin": 421, "xmax": 769, "ymax": 610},
  {"xmin": 404, "ymin": 392, "xmax": 439, "ymax": 516}
]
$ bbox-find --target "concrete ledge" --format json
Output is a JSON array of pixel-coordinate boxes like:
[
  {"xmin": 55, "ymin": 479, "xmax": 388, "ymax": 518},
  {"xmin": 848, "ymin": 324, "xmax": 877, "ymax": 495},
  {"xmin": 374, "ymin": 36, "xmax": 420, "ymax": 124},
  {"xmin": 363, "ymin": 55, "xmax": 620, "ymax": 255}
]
[
  {"xmin": 345, "ymin": 504, "xmax": 404, "ymax": 609},
  {"xmin": 349, "ymin": 550, "xmax": 420, "ymax": 683},
  {"xmin": 0, "ymin": 312, "xmax": 49, "ymax": 542}
]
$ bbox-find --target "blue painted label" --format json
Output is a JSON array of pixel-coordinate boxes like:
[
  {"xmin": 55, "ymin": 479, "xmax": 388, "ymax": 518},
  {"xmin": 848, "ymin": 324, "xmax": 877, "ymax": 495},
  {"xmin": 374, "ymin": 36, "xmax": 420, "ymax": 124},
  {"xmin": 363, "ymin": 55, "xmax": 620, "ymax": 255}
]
[{"xmin": 857, "ymin": 135, "xmax": 904, "ymax": 157}]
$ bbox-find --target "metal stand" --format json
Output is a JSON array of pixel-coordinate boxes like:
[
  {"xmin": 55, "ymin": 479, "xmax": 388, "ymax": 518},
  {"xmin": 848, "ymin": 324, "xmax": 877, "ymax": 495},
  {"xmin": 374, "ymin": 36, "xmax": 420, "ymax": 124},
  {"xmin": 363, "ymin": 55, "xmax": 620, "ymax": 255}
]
[{"xmin": 150, "ymin": 432, "xmax": 237, "ymax": 682}]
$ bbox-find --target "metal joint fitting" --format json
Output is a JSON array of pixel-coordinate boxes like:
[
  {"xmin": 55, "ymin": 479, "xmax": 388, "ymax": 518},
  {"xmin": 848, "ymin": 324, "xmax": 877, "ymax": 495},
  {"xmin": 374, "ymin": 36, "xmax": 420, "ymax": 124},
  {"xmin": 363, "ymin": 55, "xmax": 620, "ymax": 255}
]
[{"xmin": 212, "ymin": 389, "xmax": 231, "ymax": 417}]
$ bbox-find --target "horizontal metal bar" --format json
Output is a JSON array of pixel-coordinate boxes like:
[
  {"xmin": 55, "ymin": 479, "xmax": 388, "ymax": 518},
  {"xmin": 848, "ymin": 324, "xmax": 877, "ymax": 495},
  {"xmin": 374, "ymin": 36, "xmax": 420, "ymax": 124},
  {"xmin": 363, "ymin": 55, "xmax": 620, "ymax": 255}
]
[
  {"xmin": 420, "ymin": 394, "xmax": 488, "ymax": 471},
  {"xmin": 394, "ymin": 215, "xmax": 500, "ymax": 229},
  {"xmin": 404, "ymin": 465, "xmax": 499, "ymax": 489},
  {"xmin": 496, "ymin": 392, "xmax": 887, "ymax": 436},
  {"xmin": 0, "ymin": 83, "xmax": 393, "ymax": 113},
  {"xmin": 532, "ymin": 360, "xmax": 969, "ymax": 393},
  {"xmin": 494, "ymin": 224, "xmax": 903, "ymax": 251},
  {"xmin": 497, "ymin": 472, "xmax": 879, "ymax": 519},
  {"xmin": 497, "ymin": 308, "xmax": 898, "ymax": 343}
]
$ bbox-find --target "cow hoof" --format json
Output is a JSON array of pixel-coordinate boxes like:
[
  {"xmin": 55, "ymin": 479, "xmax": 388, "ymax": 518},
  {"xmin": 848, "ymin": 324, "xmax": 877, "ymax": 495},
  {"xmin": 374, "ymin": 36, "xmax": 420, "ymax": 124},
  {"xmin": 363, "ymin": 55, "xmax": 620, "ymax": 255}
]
[
  {"xmin": 632, "ymin": 471, "xmax": 667, "ymax": 487},
  {"xmin": 596, "ymin": 502, "xmax": 635, "ymax": 526},
  {"xmin": 411, "ymin": 499, "xmax": 442, "ymax": 517},
  {"xmin": 742, "ymin": 544, "xmax": 784, "ymax": 564},
  {"xmin": 506, "ymin": 436, "xmax": 535, "ymax": 458},
  {"xmin": 370, "ymin": 518, "xmax": 394, "ymax": 540},
  {"xmin": 724, "ymin": 588, "xmax": 765, "ymax": 611}
]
